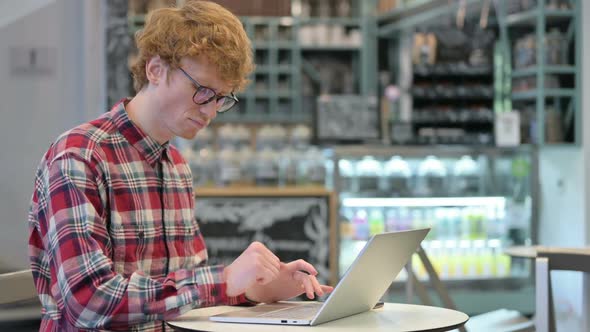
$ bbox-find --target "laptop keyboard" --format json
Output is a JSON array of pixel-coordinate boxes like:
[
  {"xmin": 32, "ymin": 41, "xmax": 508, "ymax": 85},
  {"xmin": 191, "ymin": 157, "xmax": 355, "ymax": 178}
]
[{"xmin": 258, "ymin": 303, "xmax": 323, "ymax": 319}]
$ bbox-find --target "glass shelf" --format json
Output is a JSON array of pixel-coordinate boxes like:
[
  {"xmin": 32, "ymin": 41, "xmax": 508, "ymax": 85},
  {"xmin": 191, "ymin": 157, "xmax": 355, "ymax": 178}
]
[
  {"xmin": 511, "ymin": 88, "xmax": 575, "ymax": 100},
  {"xmin": 300, "ymin": 45, "xmax": 361, "ymax": 51},
  {"xmin": 341, "ymin": 196, "xmax": 506, "ymax": 208},
  {"xmin": 511, "ymin": 65, "xmax": 576, "ymax": 78},
  {"xmin": 298, "ymin": 17, "xmax": 362, "ymax": 26},
  {"xmin": 505, "ymin": 9, "xmax": 574, "ymax": 27}
]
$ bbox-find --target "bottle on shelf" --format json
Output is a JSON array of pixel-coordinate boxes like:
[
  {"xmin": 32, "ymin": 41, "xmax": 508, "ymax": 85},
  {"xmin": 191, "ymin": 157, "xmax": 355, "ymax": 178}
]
[
  {"xmin": 397, "ymin": 207, "xmax": 413, "ymax": 231},
  {"xmin": 368, "ymin": 208, "xmax": 386, "ymax": 236},
  {"xmin": 385, "ymin": 208, "xmax": 398, "ymax": 232},
  {"xmin": 340, "ymin": 207, "xmax": 355, "ymax": 241},
  {"xmin": 423, "ymin": 208, "xmax": 437, "ymax": 239},
  {"xmin": 471, "ymin": 207, "xmax": 487, "ymax": 240},
  {"xmin": 352, "ymin": 208, "xmax": 369, "ymax": 240},
  {"xmin": 411, "ymin": 209, "xmax": 424, "ymax": 230}
]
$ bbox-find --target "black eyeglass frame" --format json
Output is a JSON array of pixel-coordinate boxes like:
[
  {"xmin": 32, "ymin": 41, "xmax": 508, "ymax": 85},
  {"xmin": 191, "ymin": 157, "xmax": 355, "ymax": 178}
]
[{"xmin": 178, "ymin": 67, "xmax": 239, "ymax": 113}]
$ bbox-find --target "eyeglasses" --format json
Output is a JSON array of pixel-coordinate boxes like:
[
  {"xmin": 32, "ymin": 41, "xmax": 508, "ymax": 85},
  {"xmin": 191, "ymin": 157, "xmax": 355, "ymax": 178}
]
[{"xmin": 178, "ymin": 67, "xmax": 238, "ymax": 113}]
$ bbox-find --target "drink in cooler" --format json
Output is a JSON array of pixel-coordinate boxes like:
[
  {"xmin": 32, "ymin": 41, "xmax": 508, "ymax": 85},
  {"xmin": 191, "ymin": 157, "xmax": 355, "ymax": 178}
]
[
  {"xmin": 368, "ymin": 208, "xmax": 385, "ymax": 236},
  {"xmin": 352, "ymin": 208, "xmax": 369, "ymax": 240}
]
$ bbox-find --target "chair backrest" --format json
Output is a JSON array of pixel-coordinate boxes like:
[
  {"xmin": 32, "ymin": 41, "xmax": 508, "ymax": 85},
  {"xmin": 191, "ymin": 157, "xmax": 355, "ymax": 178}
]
[
  {"xmin": 538, "ymin": 248, "xmax": 590, "ymax": 273},
  {"xmin": 535, "ymin": 247, "xmax": 590, "ymax": 332},
  {"xmin": 0, "ymin": 269, "xmax": 38, "ymax": 304}
]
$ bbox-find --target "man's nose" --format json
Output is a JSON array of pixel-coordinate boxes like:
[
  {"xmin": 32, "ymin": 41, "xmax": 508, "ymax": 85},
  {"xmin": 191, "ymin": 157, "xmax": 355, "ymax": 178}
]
[{"xmin": 199, "ymin": 100, "xmax": 218, "ymax": 120}]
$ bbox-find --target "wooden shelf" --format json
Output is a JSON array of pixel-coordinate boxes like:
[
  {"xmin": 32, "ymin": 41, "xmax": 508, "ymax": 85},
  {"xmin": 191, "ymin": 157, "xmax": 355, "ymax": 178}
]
[{"xmin": 194, "ymin": 186, "xmax": 330, "ymax": 197}]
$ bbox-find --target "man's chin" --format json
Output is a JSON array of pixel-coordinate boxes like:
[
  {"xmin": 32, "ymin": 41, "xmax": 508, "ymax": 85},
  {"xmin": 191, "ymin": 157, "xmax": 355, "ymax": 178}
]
[{"xmin": 179, "ymin": 129, "xmax": 199, "ymax": 140}]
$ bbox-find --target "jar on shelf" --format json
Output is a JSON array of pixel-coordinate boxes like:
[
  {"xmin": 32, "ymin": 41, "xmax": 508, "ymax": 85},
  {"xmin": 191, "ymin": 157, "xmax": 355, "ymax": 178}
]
[
  {"xmin": 416, "ymin": 156, "xmax": 447, "ymax": 196},
  {"xmin": 216, "ymin": 145, "xmax": 241, "ymax": 187},
  {"xmin": 255, "ymin": 146, "xmax": 280, "ymax": 186},
  {"xmin": 355, "ymin": 156, "xmax": 383, "ymax": 195},
  {"xmin": 452, "ymin": 155, "xmax": 481, "ymax": 196},
  {"xmin": 296, "ymin": 147, "xmax": 327, "ymax": 186},
  {"xmin": 338, "ymin": 159, "xmax": 357, "ymax": 193},
  {"xmin": 278, "ymin": 146, "xmax": 299, "ymax": 186},
  {"xmin": 382, "ymin": 156, "xmax": 413, "ymax": 197},
  {"xmin": 237, "ymin": 145, "xmax": 255, "ymax": 186},
  {"xmin": 290, "ymin": 124, "xmax": 311, "ymax": 149}
]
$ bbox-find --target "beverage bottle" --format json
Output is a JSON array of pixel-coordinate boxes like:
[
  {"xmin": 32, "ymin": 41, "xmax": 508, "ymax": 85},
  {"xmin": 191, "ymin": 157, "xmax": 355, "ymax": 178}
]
[
  {"xmin": 352, "ymin": 209, "xmax": 369, "ymax": 240},
  {"xmin": 411, "ymin": 209, "xmax": 424, "ymax": 230},
  {"xmin": 460, "ymin": 208, "xmax": 471, "ymax": 240},
  {"xmin": 436, "ymin": 208, "xmax": 449, "ymax": 240},
  {"xmin": 424, "ymin": 208, "xmax": 436, "ymax": 239},
  {"xmin": 470, "ymin": 207, "xmax": 486, "ymax": 240},
  {"xmin": 447, "ymin": 208, "xmax": 461, "ymax": 240},
  {"xmin": 398, "ymin": 207, "xmax": 413, "ymax": 231},
  {"xmin": 340, "ymin": 207, "xmax": 355, "ymax": 241},
  {"xmin": 385, "ymin": 208, "xmax": 398, "ymax": 232},
  {"xmin": 368, "ymin": 209, "xmax": 385, "ymax": 236}
]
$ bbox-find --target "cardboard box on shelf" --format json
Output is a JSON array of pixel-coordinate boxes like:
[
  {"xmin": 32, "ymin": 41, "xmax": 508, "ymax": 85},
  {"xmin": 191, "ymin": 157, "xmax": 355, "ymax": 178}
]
[{"xmin": 208, "ymin": 0, "xmax": 291, "ymax": 16}]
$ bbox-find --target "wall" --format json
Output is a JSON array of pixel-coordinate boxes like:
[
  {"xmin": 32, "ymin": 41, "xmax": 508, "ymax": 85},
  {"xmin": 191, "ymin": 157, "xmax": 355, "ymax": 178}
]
[
  {"xmin": 538, "ymin": 147, "xmax": 584, "ymax": 329},
  {"xmin": 0, "ymin": 0, "xmax": 105, "ymax": 271},
  {"xmin": 582, "ymin": 0, "xmax": 590, "ymax": 330},
  {"xmin": 537, "ymin": 0, "xmax": 589, "ymax": 329}
]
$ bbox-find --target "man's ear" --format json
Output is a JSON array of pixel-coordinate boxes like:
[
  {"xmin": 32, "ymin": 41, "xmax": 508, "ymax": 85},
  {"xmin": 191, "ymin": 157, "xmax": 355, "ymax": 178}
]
[{"xmin": 145, "ymin": 56, "xmax": 167, "ymax": 85}]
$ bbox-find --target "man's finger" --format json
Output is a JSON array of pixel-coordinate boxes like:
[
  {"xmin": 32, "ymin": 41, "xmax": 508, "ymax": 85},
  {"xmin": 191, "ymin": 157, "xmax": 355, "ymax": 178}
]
[
  {"xmin": 293, "ymin": 271, "xmax": 315, "ymax": 299},
  {"xmin": 309, "ymin": 275, "xmax": 324, "ymax": 296},
  {"xmin": 289, "ymin": 259, "xmax": 318, "ymax": 276},
  {"xmin": 320, "ymin": 285, "xmax": 334, "ymax": 293}
]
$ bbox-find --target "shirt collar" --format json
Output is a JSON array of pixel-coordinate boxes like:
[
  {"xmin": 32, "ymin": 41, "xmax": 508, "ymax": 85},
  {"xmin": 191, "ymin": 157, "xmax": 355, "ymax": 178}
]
[{"xmin": 111, "ymin": 99, "xmax": 170, "ymax": 166}]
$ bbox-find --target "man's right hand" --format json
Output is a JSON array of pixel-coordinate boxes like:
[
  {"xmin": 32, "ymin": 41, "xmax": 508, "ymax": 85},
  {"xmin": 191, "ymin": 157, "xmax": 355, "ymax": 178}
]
[{"xmin": 223, "ymin": 241, "xmax": 281, "ymax": 297}]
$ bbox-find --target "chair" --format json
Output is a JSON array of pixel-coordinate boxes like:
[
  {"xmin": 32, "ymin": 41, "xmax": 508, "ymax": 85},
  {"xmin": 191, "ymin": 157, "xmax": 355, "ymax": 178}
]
[
  {"xmin": 535, "ymin": 247, "xmax": 590, "ymax": 332},
  {"xmin": 0, "ymin": 269, "xmax": 41, "ymax": 324}
]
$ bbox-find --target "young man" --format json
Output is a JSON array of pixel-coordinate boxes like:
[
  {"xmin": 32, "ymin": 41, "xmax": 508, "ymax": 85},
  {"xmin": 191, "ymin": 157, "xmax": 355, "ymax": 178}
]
[{"xmin": 28, "ymin": 2, "xmax": 332, "ymax": 331}]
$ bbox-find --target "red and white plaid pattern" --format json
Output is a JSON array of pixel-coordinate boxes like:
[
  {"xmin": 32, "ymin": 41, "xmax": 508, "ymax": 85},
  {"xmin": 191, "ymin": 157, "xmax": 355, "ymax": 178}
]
[{"xmin": 28, "ymin": 100, "xmax": 249, "ymax": 331}]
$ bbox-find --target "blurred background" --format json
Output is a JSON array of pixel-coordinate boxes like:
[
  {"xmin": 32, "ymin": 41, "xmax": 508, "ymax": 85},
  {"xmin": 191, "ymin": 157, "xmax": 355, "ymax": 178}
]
[{"xmin": 0, "ymin": 0, "xmax": 589, "ymax": 331}]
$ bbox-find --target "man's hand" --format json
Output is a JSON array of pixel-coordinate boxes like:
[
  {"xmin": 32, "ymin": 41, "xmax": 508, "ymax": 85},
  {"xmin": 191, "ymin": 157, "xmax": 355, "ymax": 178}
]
[
  {"xmin": 223, "ymin": 241, "xmax": 281, "ymax": 297},
  {"xmin": 244, "ymin": 260, "xmax": 334, "ymax": 303}
]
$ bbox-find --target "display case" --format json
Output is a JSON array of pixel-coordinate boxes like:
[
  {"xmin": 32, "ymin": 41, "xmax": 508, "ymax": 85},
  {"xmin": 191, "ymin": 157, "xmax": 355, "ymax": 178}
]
[{"xmin": 329, "ymin": 145, "xmax": 538, "ymax": 315}]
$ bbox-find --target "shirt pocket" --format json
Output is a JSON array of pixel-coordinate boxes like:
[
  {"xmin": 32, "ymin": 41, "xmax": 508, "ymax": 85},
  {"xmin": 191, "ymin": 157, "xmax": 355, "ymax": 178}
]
[
  {"xmin": 110, "ymin": 221, "xmax": 147, "ymax": 276},
  {"xmin": 176, "ymin": 218, "xmax": 207, "ymax": 267}
]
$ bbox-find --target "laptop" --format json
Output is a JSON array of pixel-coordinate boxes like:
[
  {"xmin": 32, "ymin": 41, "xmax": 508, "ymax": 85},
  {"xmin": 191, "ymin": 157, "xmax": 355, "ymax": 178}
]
[{"xmin": 210, "ymin": 228, "xmax": 429, "ymax": 326}]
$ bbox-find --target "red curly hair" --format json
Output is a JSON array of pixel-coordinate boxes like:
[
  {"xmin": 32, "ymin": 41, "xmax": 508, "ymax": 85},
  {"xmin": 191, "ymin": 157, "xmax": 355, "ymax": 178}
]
[{"xmin": 130, "ymin": 0, "xmax": 254, "ymax": 93}]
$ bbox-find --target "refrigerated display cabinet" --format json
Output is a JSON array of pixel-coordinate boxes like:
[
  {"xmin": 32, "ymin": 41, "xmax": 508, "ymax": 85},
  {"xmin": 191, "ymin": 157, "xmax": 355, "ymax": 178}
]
[{"xmin": 329, "ymin": 145, "xmax": 538, "ymax": 315}]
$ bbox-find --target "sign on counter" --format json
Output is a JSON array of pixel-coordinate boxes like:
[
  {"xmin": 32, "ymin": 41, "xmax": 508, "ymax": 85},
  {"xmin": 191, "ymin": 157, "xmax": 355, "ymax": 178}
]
[{"xmin": 194, "ymin": 187, "xmax": 337, "ymax": 285}]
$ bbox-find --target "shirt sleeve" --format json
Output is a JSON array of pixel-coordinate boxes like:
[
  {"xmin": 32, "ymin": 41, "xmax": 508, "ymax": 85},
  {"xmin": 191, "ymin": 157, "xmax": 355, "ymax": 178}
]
[{"xmin": 38, "ymin": 153, "xmax": 251, "ymax": 330}]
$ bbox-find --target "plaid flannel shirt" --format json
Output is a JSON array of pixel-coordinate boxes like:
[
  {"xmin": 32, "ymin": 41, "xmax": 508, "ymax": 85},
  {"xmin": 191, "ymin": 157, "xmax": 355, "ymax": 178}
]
[{"xmin": 28, "ymin": 100, "xmax": 250, "ymax": 331}]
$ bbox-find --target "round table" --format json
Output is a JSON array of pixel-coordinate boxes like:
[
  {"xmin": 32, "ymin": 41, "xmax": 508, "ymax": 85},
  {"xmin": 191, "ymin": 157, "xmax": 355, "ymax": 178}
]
[{"xmin": 167, "ymin": 302, "xmax": 469, "ymax": 332}]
